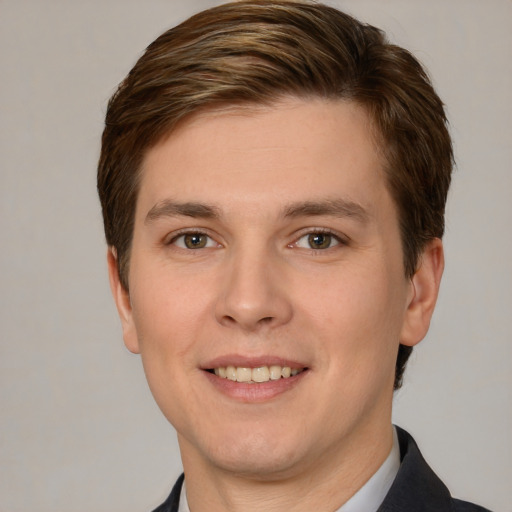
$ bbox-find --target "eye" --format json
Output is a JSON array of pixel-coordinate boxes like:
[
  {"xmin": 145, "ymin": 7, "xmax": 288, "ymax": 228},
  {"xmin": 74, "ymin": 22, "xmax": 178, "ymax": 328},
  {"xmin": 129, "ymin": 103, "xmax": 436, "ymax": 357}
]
[
  {"xmin": 294, "ymin": 232, "xmax": 341, "ymax": 250},
  {"xmin": 172, "ymin": 232, "xmax": 217, "ymax": 249}
]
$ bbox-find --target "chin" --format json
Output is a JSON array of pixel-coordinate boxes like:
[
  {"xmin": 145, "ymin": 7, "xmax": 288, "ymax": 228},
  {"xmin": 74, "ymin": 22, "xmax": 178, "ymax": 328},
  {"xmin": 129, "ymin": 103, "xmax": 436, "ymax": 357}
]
[
  {"xmin": 186, "ymin": 428, "xmax": 305, "ymax": 480},
  {"xmin": 212, "ymin": 448, "xmax": 302, "ymax": 480}
]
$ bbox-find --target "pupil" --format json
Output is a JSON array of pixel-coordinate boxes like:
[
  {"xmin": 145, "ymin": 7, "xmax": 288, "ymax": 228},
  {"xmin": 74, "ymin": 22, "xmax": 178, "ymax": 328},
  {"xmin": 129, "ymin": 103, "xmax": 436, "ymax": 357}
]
[
  {"xmin": 309, "ymin": 233, "xmax": 330, "ymax": 249},
  {"xmin": 185, "ymin": 234, "xmax": 206, "ymax": 249}
]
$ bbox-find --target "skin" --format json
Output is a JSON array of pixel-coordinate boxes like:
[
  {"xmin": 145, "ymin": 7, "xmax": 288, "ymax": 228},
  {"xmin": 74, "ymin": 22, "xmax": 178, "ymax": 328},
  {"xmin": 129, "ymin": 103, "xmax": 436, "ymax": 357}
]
[{"xmin": 109, "ymin": 98, "xmax": 444, "ymax": 512}]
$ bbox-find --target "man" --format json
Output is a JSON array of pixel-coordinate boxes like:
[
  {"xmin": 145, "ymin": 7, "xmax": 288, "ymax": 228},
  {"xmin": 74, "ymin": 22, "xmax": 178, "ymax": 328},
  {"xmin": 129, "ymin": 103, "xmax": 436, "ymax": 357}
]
[{"xmin": 97, "ymin": 1, "xmax": 491, "ymax": 511}]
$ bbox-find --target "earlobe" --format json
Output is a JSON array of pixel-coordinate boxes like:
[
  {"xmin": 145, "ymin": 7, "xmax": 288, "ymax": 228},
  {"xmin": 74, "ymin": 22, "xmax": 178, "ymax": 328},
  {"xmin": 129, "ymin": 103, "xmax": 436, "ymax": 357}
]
[
  {"xmin": 107, "ymin": 248, "xmax": 141, "ymax": 354},
  {"xmin": 400, "ymin": 238, "xmax": 445, "ymax": 347}
]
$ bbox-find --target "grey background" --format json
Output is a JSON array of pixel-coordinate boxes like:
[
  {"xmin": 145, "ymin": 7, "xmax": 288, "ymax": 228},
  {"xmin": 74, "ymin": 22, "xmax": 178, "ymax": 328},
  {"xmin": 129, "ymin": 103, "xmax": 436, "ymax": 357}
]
[{"xmin": 1, "ymin": 1, "xmax": 510, "ymax": 511}]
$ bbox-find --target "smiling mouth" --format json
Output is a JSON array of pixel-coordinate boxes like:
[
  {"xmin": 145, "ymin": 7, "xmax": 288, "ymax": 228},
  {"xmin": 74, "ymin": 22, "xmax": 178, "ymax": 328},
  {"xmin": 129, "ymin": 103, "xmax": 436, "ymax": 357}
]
[{"xmin": 207, "ymin": 365, "xmax": 306, "ymax": 384}]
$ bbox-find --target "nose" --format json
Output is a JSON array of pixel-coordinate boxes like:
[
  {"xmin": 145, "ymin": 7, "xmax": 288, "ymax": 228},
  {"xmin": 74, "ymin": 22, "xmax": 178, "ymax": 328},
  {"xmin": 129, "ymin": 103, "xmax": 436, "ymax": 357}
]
[{"xmin": 214, "ymin": 246, "xmax": 293, "ymax": 332}]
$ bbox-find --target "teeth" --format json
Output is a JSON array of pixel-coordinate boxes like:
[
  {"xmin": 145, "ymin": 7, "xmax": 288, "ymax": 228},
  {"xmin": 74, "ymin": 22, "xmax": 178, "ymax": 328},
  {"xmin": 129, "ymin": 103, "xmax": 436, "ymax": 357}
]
[
  {"xmin": 211, "ymin": 365, "xmax": 304, "ymax": 383},
  {"xmin": 236, "ymin": 367, "xmax": 252, "ymax": 383},
  {"xmin": 252, "ymin": 366, "xmax": 270, "ymax": 383},
  {"xmin": 226, "ymin": 366, "xmax": 237, "ymax": 381},
  {"xmin": 269, "ymin": 365, "xmax": 282, "ymax": 380}
]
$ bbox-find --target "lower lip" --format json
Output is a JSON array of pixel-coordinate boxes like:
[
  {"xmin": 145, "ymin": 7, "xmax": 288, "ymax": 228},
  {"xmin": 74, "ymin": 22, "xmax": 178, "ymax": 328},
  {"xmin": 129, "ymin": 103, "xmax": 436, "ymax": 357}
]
[{"xmin": 203, "ymin": 370, "xmax": 308, "ymax": 403}]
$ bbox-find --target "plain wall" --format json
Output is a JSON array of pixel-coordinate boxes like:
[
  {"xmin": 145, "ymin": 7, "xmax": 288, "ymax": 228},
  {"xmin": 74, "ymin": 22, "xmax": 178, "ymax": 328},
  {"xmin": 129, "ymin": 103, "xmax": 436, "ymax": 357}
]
[{"xmin": 1, "ymin": 1, "xmax": 510, "ymax": 511}]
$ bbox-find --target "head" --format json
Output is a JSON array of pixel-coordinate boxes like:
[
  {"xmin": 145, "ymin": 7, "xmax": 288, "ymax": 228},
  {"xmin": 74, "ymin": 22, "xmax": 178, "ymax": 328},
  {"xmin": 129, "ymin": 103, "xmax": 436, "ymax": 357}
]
[{"xmin": 98, "ymin": 1, "xmax": 452, "ymax": 391}]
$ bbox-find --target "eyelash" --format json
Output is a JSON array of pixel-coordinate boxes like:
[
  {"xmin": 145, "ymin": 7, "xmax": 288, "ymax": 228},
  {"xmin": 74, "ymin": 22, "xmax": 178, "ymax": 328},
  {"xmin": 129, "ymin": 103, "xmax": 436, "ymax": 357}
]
[{"xmin": 165, "ymin": 228, "xmax": 348, "ymax": 251}]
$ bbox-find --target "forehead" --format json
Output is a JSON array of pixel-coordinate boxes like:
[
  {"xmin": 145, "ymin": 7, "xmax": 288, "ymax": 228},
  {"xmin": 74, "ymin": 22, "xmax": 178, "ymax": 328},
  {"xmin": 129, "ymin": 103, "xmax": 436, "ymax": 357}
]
[{"xmin": 138, "ymin": 98, "xmax": 389, "ymax": 218}]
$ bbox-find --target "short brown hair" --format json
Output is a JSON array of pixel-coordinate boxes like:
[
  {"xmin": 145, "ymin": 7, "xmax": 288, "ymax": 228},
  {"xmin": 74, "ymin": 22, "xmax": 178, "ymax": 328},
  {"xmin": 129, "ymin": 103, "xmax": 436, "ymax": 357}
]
[{"xmin": 98, "ymin": 0, "xmax": 453, "ymax": 389}]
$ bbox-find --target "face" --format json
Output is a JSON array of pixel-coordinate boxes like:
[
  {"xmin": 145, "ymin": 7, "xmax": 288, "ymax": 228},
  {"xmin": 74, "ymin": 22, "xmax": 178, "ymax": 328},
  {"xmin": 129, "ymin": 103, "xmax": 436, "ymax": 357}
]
[{"xmin": 109, "ymin": 98, "xmax": 441, "ymax": 482}]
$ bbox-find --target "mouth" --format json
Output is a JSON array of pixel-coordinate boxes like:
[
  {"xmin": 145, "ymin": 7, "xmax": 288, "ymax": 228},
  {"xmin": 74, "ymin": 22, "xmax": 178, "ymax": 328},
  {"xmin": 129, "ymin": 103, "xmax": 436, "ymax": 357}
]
[{"xmin": 206, "ymin": 365, "xmax": 306, "ymax": 384}]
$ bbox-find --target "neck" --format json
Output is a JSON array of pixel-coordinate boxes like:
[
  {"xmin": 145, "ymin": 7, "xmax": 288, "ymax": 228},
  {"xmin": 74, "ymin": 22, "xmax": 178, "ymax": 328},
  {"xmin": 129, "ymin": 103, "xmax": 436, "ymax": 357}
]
[{"xmin": 178, "ymin": 422, "xmax": 394, "ymax": 512}]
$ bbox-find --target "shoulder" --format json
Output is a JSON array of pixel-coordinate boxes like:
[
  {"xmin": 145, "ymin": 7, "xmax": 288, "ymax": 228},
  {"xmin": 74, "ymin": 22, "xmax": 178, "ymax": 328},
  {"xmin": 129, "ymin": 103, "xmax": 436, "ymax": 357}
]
[
  {"xmin": 377, "ymin": 427, "xmax": 492, "ymax": 512},
  {"xmin": 452, "ymin": 498, "xmax": 492, "ymax": 512}
]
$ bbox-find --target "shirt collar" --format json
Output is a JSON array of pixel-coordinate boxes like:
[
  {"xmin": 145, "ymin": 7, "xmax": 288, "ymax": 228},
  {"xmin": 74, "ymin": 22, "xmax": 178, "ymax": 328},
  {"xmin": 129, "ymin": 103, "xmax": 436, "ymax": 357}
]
[{"xmin": 336, "ymin": 426, "xmax": 400, "ymax": 512}]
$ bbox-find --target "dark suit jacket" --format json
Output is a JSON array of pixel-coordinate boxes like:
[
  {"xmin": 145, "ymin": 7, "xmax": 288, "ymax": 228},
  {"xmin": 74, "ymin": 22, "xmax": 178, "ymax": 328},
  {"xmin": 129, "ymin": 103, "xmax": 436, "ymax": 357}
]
[{"xmin": 152, "ymin": 427, "xmax": 491, "ymax": 512}]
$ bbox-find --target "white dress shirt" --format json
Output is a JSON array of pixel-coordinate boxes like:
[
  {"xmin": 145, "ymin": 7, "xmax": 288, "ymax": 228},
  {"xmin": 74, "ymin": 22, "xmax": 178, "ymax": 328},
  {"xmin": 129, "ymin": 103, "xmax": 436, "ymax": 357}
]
[{"xmin": 178, "ymin": 427, "xmax": 400, "ymax": 512}]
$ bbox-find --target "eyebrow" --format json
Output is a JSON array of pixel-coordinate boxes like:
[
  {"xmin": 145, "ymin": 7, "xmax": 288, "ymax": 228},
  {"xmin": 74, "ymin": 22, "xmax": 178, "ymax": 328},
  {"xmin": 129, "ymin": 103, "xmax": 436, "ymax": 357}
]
[
  {"xmin": 145, "ymin": 200, "xmax": 220, "ymax": 223},
  {"xmin": 145, "ymin": 198, "xmax": 369, "ymax": 224},
  {"xmin": 282, "ymin": 198, "xmax": 369, "ymax": 222}
]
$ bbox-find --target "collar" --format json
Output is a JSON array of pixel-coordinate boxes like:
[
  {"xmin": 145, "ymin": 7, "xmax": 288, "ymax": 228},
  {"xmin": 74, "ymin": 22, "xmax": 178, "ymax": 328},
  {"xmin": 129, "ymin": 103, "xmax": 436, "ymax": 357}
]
[{"xmin": 337, "ymin": 426, "xmax": 400, "ymax": 512}]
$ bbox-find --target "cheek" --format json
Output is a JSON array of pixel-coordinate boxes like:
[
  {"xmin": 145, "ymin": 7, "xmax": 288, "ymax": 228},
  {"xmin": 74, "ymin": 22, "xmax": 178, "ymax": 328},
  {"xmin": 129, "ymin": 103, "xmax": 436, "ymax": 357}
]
[
  {"xmin": 129, "ymin": 278, "xmax": 213, "ymax": 428},
  {"xmin": 308, "ymin": 278, "xmax": 402, "ymax": 425},
  {"xmin": 298, "ymin": 266, "xmax": 406, "ymax": 371},
  {"xmin": 300, "ymin": 264, "xmax": 405, "ymax": 331},
  {"xmin": 129, "ymin": 270, "xmax": 214, "ymax": 364}
]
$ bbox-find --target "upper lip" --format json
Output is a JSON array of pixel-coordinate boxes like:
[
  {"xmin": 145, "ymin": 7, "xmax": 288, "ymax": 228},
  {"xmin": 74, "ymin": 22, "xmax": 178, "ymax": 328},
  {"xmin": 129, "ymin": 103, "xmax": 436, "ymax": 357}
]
[{"xmin": 202, "ymin": 354, "xmax": 308, "ymax": 370}]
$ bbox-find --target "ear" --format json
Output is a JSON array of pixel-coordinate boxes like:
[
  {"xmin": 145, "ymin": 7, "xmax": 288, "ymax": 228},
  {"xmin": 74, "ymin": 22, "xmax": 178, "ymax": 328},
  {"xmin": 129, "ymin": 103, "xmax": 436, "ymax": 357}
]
[
  {"xmin": 400, "ymin": 238, "xmax": 445, "ymax": 347},
  {"xmin": 107, "ymin": 248, "xmax": 140, "ymax": 354}
]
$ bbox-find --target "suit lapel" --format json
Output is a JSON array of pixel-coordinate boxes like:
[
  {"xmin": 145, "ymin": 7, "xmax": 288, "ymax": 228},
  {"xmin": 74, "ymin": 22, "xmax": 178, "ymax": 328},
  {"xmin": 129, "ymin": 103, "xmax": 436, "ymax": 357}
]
[
  {"xmin": 377, "ymin": 427, "xmax": 454, "ymax": 511},
  {"xmin": 152, "ymin": 473, "xmax": 184, "ymax": 512}
]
